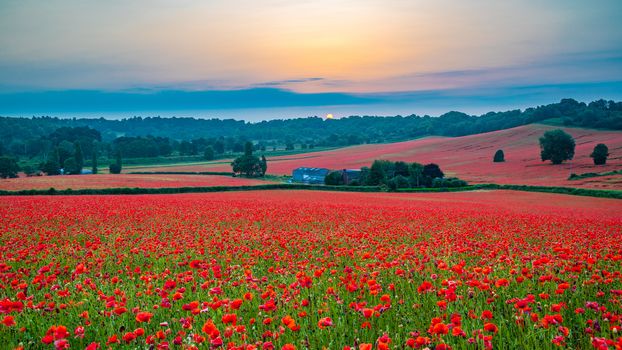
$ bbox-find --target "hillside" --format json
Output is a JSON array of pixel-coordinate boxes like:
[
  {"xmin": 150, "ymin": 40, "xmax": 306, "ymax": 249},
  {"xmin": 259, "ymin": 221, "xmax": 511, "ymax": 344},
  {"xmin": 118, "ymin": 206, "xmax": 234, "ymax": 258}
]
[{"xmin": 134, "ymin": 124, "xmax": 622, "ymax": 189}]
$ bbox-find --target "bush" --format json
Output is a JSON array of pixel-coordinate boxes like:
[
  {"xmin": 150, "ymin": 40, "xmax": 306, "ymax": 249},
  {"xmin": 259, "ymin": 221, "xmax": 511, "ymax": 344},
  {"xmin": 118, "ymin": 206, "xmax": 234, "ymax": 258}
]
[
  {"xmin": 109, "ymin": 163, "xmax": 122, "ymax": 174},
  {"xmin": 493, "ymin": 149, "xmax": 505, "ymax": 162},
  {"xmin": 432, "ymin": 177, "xmax": 468, "ymax": 188},
  {"xmin": 590, "ymin": 143, "xmax": 609, "ymax": 165}
]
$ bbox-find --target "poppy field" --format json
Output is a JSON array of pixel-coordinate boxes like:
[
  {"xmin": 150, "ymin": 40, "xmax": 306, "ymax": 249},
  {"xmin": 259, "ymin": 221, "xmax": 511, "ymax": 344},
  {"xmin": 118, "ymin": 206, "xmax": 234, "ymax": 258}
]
[
  {"xmin": 1, "ymin": 190, "xmax": 621, "ymax": 349},
  {"xmin": 0, "ymin": 174, "xmax": 272, "ymax": 191}
]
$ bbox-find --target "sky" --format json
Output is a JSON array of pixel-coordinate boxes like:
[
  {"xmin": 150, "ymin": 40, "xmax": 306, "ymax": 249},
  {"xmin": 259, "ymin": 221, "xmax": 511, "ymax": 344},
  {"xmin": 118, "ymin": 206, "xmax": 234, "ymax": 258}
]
[{"xmin": 1, "ymin": 0, "xmax": 621, "ymax": 119}]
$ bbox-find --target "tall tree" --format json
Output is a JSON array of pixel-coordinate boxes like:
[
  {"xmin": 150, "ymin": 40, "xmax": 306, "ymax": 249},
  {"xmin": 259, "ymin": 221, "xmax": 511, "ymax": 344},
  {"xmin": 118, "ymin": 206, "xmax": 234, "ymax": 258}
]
[
  {"xmin": 109, "ymin": 150, "xmax": 123, "ymax": 174},
  {"xmin": 92, "ymin": 150, "xmax": 98, "ymax": 174},
  {"xmin": 74, "ymin": 142, "xmax": 83, "ymax": 174}
]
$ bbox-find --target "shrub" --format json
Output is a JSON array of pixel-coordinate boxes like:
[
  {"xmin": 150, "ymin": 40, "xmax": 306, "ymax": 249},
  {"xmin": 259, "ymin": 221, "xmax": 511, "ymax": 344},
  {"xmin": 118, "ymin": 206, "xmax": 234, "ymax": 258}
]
[
  {"xmin": 493, "ymin": 149, "xmax": 505, "ymax": 162},
  {"xmin": 590, "ymin": 144, "xmax": 609, "ymax": 165},
  {"xmin": 109, "ymin": 163, "xmax": 122, "ymax": 174}
]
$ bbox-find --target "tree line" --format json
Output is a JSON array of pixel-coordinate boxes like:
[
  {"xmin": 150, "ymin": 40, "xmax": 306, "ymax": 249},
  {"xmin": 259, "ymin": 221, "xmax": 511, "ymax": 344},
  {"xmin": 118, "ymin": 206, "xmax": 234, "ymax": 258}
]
[{"xmin": 1, "ymin": 98, "xmax": 620, "ymax": 161}]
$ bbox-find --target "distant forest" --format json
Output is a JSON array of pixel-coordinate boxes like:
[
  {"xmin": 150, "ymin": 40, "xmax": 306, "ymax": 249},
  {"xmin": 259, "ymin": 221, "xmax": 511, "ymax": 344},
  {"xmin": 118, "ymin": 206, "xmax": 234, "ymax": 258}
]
[{"xmin": 1, "ymin": 98, "xmax": 621, "ymax": 161}]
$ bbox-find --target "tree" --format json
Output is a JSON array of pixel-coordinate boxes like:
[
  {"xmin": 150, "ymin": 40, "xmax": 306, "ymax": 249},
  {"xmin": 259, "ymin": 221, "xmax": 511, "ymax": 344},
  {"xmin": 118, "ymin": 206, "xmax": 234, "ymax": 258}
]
[
  {"xmin": 244, "ymin": 141, "xmax": 253, "ymax": 156},
  {"xmin": 590, "ymin": 143, "xmax": 609, "ymax": 165},
  {"xmin": 408, "ymin": 162, "xmax": 424, "ymax": 187},
  {"xmin": 394, "ymin": 161, "xmax": 409, "ymax": 177},
  {"xmin": 92, "ymin": 151, "xmax": 98, "ymax": 174},
  {"xmin": 539, "ymin": 129, "xmax": 575, "ymax": 164},
  {"xmin": 0, "ymin": 156, "xmax": 19, "ymax": 178},
  {"xmin": 204, "ymin": 146, "xmax": 215, "ymax": 161},
  {"xmin": 422, "ymin": 163, "xmax": 444, "ymax": 187},
  {"xmin": 493, "ymin": 149, "xmax": 505, "ymax": 162},
  {"xmin": 214, "ymin": 140, "xmax": 225, "ymax": 154},
  {"xmin": 422, "ymin": 163, "xmax": 444, "ymax": 179},
  {"xmin": 41, "ymin": 160, "xmax": 60, "ymax": 175},
  {"xmin": 324, "ymin": 171, "xmax": 345, "ymax": 185},
  {"xmin": 367, "ymin": 160, "xmax": 387, "ymax": 185},
  {"xmin": 64, "ymin": 157, "xmax": 79, "ymax": 174},
  {"xmin": 109, "ymin": 151, "xmax": 122, "ymax": 174},
  {"xmin": 74, "ymin": 142, "xmax": 83, "ymax": 174},
  {"xmin": 260, "ymin": 155, "xmax": 267, "ymax": 176},
  {"xmin": 231, "ymin": 142, "xmax": 264, "ymax": 177}
]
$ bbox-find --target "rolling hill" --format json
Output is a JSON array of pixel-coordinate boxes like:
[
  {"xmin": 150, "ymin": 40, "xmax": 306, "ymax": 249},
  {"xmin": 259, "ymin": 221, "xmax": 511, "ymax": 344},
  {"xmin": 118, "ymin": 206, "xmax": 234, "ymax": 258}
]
[{"xmin": 132, "ymin": 124, "xmax": 622, "ymax": 189}]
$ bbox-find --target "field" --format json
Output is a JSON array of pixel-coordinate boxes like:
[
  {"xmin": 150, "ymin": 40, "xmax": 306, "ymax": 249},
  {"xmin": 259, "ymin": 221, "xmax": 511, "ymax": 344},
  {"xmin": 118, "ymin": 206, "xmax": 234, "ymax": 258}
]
[
  {"xmin": 131, "ymin": 124, "xmax": 622, "ymax": 189},
  {"xmin": 0, "ymin": 174, "xmax": 272, "ymax": 191},
  {"xmin": 1, "ymin": 190, "xmax": 621, "ymax": 349}
]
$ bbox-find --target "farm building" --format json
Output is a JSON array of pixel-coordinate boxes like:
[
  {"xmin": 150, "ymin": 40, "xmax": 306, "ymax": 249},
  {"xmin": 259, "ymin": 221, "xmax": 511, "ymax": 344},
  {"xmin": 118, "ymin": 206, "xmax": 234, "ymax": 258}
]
[{"xmin": 292, "ymin": 167, "xmax": 330, "ymax": 184}]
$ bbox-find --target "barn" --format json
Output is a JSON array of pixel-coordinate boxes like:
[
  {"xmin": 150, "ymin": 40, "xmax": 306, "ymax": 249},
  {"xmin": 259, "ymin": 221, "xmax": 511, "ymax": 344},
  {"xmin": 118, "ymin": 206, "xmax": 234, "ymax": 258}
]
[{"xmin": 291, "ymin": 167, "xmax": 330, "ymax": 184}]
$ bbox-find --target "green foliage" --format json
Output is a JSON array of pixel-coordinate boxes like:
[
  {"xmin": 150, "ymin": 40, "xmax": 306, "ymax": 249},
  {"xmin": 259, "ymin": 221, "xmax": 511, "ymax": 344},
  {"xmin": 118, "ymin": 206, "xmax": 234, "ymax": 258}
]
[
  {"xmin": 113, "ymin": 136, "xmax": 172, "ymax": 158},
  {"xmin": 260, "ymin": 155, "xmax": 267, "ymax": 176},
  {"xmin": 568, "ymin": 169, "xmax": 621, "ymax": 180},
  {"xmin": 74, "ymin": 142, "xmax": 83, "ymax": 174},
  {"xmin": 109, "ymin": 151, "xmax": 122, "ymax": 174},
  {"xmin": 539, "ymin": 129, "xmax": 575, "ymax": 164},
  {"xmin": 407, "ymin": 163, "xmax": 424, "ymax": 187},
  {"xmin": 204, "ymin": 146, "xmax": 215, "ymax": 161},
  {"xmin": 21, "ymin": 165, "xmax": 36, "ymax": 176},
  {"xmin": 109, "ymin": 163, "xmax": 121, "ymax": 174},
  {"xmin": 493, "ymin": 149, "xmax": 505, "ymax": 162},
  {"xmin": 431, "ymin": 177, "xmax": 468, "ymax": 188},
  {"xmin": 231, "ymin": 145, "xmax": 266, "ymax": 177},
  {"xmin": 92, "ymin": 151, "xmax": 98, "ymax": 174},
  {"xmin": 0, "ymin": 156, "xmax": 19, "ymax": 178},
  {"xmin": 367, "ymin": 160, "xmax": 389, "ymax": 185},
  {"xmin": 590, "ymin": 143, "xmax": 609, "ymax": 165},
  {"xmin": 63, "ymin": 157, "xmax": 79, "ymax": 175},
  {"xmin": 421, "ymin": 163, "xmax": 444, "ymax": 186},
  {"xmin": 40, "ymin": 159, "xmax": 61, "ymax": 175},
  {"xmin": 244, "ymin": 141, "xmax": 253, "ymax": 156},
  {"xmin": 324, "ymin": 171, "xmax": 345, "ymax": 185},
  {"xmin": 387, "ymin": 175, "xmax": 410, "ymax": 190}
]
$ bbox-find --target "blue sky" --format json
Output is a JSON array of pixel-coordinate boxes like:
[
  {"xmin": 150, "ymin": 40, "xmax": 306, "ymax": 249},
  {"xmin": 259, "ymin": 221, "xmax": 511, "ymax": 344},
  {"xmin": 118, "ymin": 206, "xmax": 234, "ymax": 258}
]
[{"xmin": 1, "ymin": 0, "xmax": 621, "ymax": 118}]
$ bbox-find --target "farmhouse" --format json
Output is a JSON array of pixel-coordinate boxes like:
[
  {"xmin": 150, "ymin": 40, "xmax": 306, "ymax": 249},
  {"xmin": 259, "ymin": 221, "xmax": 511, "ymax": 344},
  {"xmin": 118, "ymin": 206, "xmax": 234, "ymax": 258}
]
[{"xmin": 291, "ymin": 167, "xmax": 330, "ymax": 184}]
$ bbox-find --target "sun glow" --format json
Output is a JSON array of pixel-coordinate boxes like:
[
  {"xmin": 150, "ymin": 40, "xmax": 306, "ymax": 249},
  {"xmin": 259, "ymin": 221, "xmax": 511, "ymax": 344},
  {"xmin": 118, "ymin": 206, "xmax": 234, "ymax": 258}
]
[{"xmin": 325, "ymin": 113, "xmax": 334, "ymax": 119}]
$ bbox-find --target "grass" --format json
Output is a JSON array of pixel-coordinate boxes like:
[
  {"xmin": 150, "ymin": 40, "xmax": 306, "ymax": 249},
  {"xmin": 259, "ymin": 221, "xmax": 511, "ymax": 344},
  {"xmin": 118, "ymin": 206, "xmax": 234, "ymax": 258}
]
[{"xmin": 568, "ymin": 169, "xmax": 622, "ymax": 180}]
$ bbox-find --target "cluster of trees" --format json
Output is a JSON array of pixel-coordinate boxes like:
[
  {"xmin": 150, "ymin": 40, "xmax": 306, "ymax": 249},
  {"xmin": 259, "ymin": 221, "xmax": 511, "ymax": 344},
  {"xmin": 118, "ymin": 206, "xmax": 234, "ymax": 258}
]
[
  {"xmin": 538, "ymin": 129, "xmax": 610, "ymax": 165},
  {"xmin": 1, "ymin": 99, "xmax": 620, "ymax": 162},
  {"xmin": 493, "ymin": 129, "xmax": 611, "ymax": 166},
  {"xmin": 231, "ymin": 142, "xmax": 267, "ymax": 177},
  {"xmin": 326, "ymin": 160, "xmax": 467, "ymax": 189}
]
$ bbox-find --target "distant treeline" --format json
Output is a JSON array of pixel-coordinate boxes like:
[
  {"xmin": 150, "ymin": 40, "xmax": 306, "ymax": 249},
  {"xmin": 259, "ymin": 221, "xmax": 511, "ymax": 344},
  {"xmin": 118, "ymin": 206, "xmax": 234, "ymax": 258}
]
[{"xmin": 1, "ymin": 98, "xmax": 621, "ymax": 161}]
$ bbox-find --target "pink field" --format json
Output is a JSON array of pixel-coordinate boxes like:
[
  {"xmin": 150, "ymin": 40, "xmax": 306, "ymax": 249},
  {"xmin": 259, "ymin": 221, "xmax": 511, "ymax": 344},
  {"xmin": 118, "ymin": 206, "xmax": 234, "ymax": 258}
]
[
  {"xmin": 138, "ymin": 124, "xmax": 622, "ymax": 189},
  {"xmin": 0, "ymin": 174, "xmax": 272, "ymax": 191}
]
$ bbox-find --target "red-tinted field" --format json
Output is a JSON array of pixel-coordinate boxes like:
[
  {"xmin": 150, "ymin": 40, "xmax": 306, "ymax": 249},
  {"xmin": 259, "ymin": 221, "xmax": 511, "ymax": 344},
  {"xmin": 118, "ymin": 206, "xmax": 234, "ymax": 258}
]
[
  {"xmin": 0, "ymin": 174, "xmax": 272, "ymax": 191},
  {"xmin": 1, "ymin": 190, "xmax": 621, "ymax": 349},
  {"xmin": 139, "ymin": 124, "xmax": 622, "ymax": 189}
]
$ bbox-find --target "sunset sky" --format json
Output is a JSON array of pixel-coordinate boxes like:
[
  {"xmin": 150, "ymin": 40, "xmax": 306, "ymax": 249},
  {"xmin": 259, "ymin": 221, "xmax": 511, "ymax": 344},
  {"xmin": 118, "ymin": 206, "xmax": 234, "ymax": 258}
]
[{"xmin": 1, "ymin": 0, "xmax": 621, "ymax": 117}]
